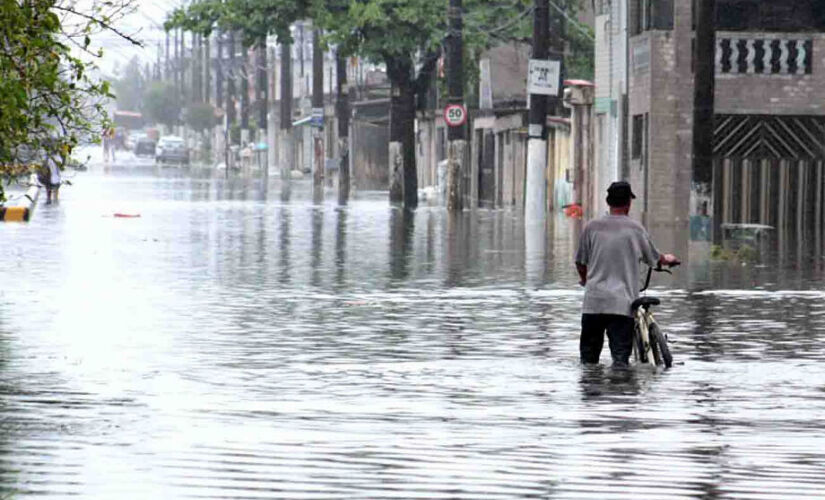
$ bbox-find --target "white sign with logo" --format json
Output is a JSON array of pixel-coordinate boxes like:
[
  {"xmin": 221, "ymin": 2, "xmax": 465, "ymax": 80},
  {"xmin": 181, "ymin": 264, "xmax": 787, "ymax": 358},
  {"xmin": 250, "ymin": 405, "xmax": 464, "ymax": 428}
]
[{"xmin": 527, "ymin": 59, "xmax": 561, "ymax": 96}]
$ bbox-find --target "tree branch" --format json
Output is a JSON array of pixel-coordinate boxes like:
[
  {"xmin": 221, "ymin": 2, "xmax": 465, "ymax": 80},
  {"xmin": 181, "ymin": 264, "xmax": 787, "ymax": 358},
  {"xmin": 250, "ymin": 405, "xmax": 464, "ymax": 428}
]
[{"xmin": 52, "ymin": 5, "xmax": 143, "ymax": 47}]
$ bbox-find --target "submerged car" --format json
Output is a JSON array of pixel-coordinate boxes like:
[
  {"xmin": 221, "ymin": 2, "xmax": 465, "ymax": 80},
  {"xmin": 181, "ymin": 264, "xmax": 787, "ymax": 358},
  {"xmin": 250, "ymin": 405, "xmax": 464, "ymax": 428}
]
[{"xmin": 155, "ymin": 136, "xmax": 189, "ymax": 165}]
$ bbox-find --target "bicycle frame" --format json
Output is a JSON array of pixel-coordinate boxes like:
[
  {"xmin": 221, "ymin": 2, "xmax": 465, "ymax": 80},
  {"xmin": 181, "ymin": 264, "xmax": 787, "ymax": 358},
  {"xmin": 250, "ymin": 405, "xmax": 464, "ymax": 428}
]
[
  {"xmin": 633, "ymin": 305, "xmax": 657, "ymax": 364},
  {"xmin": 632, "ymin": 265, "xmax": 669, "ymax": 365}
]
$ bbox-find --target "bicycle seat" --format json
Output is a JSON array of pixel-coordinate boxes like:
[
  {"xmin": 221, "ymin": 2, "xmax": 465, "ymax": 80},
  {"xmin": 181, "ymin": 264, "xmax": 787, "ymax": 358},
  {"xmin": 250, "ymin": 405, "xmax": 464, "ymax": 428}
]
[{"xmin": 632, "ymin": 297, "xmax": 660, "ymax": 310}]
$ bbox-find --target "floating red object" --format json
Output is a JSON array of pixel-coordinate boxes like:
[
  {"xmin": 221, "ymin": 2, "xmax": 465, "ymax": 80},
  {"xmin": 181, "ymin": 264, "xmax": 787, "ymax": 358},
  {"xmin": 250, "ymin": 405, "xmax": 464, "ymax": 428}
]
[{"xmin": 563, "ymin": 203, "xmax": 583, "ymax": 219}]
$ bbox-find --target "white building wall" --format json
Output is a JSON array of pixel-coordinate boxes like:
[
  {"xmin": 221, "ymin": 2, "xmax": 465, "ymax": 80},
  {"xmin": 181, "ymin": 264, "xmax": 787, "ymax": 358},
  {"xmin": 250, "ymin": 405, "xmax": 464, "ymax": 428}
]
[{"xmin": 592, "ymin": 1, "xmax": 629, "ymax": 218}]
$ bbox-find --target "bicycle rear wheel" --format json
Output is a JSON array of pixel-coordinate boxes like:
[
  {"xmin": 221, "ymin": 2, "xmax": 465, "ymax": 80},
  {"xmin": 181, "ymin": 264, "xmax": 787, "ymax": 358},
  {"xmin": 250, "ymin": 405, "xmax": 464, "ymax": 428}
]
[{"xmin": 649, "ymin": 323, "xmax": 672, "ymax": 368}]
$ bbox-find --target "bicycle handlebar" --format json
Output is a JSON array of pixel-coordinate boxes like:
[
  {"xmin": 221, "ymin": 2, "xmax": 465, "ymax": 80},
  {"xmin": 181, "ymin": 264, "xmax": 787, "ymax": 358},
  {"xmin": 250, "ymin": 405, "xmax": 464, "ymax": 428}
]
[{"xmin": 641, "ymin": 261, "xmax": 680, "ymax": 292}]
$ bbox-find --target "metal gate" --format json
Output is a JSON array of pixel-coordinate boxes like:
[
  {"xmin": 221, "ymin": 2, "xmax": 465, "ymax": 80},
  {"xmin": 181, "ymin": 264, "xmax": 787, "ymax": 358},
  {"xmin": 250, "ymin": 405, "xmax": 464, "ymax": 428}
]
[{"xmin": 713, "ymin": 114, "xmax": 825, "ymax": 255}]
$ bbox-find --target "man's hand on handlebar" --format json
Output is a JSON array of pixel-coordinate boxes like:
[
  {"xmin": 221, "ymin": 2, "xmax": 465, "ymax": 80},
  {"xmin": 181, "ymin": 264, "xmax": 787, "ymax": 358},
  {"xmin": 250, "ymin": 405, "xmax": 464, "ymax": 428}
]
[{"xmin": 658, "ymin": 253, "xmax": 681, "ymax": 268}]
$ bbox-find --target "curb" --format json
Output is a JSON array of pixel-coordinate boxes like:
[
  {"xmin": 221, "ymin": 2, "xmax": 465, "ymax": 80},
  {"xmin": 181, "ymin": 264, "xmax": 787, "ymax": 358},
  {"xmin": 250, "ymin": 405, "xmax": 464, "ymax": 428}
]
[{"xmin": 1, "ymin": 174, "xmax": 41, "ymax": 222}]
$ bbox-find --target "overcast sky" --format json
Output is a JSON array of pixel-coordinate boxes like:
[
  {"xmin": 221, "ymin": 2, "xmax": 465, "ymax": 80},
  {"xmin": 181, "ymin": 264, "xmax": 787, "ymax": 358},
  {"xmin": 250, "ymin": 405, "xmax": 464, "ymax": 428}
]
[{"xmin": 86, "ymin": 0, "xmax": 182, "ymax": 75}]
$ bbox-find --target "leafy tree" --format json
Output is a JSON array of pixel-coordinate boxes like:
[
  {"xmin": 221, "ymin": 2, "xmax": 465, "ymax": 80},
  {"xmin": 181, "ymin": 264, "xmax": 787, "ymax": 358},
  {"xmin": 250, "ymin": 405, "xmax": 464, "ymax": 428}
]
[
  {"xmin": 143, "ymin": 81, "xmax": 182, "ymax": 130},
  {"xmin": 0, "ymin": 0, "xmax": 139, "ymax": 203},
  {"xmin": 167, "ymin": 0, "xmax": 592, "ymax": 207},
  {"xmin": 112, "ymin": 56, "xmax": 147, "ymax": 112},
  {"xmin": 166, "ymin": 0, "xmax": 309, "ymax": 44},
  {"xmin": 185, "ymin": 102, "xmax": 218, "ymax": 133}
]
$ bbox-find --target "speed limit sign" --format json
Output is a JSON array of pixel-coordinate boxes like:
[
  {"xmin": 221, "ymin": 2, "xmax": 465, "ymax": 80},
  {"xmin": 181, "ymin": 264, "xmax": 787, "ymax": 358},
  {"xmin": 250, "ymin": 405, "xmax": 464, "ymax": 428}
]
[{"xmin": 444, "ymin": 104, "xmax": 468, "ymax": 127}]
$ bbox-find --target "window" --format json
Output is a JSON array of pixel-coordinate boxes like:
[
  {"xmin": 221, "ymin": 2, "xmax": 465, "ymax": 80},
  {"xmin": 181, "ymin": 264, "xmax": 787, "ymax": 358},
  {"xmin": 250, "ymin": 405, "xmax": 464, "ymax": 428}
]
[
  {"xmin": 651, "ymin": 0, "xmax": 674, "ymax": 30},
  {"xmin": 716, "ymin": 0, "xmax": 825, "ymax": 32},
  {"xmin": 633, "ymin": 0, "xmax": 674, "ymax": 35},
  {"xmin": 717, "ymin": 0, "xmax": 760, "ymax": 30},
  {"xmin": 633, "ymin": 0, "xmax": 646, "ymax": 35},
  {"xmin": 632, "ymin": 114, "xmax": 645, "ymax": 160}
]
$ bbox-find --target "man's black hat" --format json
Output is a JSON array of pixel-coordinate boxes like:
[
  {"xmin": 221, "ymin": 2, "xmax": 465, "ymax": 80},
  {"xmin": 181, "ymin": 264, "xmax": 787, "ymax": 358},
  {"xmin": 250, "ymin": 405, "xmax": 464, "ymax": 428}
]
[{"xmin": 606, "ymin": 181, "xmax": 636, "ymax": 206}]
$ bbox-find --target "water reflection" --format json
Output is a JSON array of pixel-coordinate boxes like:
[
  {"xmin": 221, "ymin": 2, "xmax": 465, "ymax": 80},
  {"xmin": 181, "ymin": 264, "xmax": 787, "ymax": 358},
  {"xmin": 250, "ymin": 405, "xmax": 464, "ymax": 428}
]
[
  {"xmin": 310, "ymin": 205, "xmax": 324, "ymax": 287},
  {"xmin": 579, "ymin": 364, "xmax": 642, "ymax": 400},
  {"xmin": 389, "ymin": 208, "xmax": 414, "ymax": 282},
  {"xmin": 335, "ymin": 207, "xmax": 347, "ymax": 290},
  {"xmin": 278, "ymin": 188, "xmax": 291, "ymax": 286},
  {"xmin": 0, "ymin": 170, "xmax": 824, "ymax": 498}
]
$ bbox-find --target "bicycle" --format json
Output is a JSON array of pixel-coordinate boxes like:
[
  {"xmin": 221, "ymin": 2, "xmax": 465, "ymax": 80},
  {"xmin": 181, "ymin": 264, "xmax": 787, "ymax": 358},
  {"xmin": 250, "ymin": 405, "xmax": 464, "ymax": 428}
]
[{"xmin": 631, "ymin": 263, "xmax": 678, "ymax": 368}]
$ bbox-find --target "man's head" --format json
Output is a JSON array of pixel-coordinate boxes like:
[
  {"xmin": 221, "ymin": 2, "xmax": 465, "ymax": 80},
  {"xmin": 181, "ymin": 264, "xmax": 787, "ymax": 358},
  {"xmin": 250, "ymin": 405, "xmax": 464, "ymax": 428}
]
[{"xmin": 606, "ymin": 181, "xmax": 636, "ymax": 212}]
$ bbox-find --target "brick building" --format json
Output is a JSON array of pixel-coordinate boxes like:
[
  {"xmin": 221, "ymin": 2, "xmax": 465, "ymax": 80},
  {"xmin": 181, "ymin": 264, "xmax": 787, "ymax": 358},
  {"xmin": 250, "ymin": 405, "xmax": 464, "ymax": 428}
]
[{"xmin": 594, "ymin": 0, "xmax": 825, "ymax": 258}]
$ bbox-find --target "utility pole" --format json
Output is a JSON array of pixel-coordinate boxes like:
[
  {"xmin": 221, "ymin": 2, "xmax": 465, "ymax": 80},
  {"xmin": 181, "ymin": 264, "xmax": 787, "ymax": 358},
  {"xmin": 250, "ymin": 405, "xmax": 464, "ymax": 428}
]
[
  {"xmin": 165, "ymin": 31, "xmax": 170, "ymax": 81},
  {"xmin": 227, "ymin": 31, "xmax": 237, "ymax": 143},
  {"xmin": 336, "ymin": 52, "xmax": 351, "ymax": 204},
  {"xmin": 298, "ymin": 23, "xmax": 306, "ymax": 97},
  {"xmin": 193, "ymin": 30, "xmax": 200, "ymax": 103},
  {"xmin": 204, "ymin": 35, "xmax": 211, "ymax": 106},
  {"xmin": 693, "ymin": 0, "xmax": 718, "ymax": 241},
  {"xmin": 446, "ymin": 0, "xmax": 466, "ymax": 212},
  {"xmin": 179, "ymin": 28, "xmax": 186, "ymax": 108},
  {"xmin": 241, "ymin": 46, "xmax": 250, "ymax": 143},
  {"xmin": 156, "ymin": 43, "xmax": 162, "ymax": 81},
  {"xmin": 216, "ymin": 31, "xmax": 224, "ymax": 110},
  {"xmin": 525, "ymin": 0, "xmax": 550, "ymax": 223},
  {"xmin": 312, "ymin": 29, "xmax": 325, "ymax": 188},
  {"xmin": 280, "ymin": 42, "xmax": 293, "ymax": 179},
  {"xmin": 257, "ymin": 42, "xmax": 268, "ymax": 174},
  {"xmin": 174, "ymin": 28, "xmax": 180, "ymax": 104}
]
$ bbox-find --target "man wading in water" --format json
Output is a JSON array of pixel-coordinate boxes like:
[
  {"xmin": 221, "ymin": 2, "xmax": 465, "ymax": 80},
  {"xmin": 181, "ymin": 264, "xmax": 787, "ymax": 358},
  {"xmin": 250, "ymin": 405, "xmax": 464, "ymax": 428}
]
[{"xmin": 574, "ymin": 181, "xmax": 680, "ymax": 366}]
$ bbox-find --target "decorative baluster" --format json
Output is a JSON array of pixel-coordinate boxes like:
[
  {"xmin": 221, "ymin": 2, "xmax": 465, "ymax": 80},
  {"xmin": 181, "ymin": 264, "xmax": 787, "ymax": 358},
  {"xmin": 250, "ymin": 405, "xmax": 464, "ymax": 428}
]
[
  {"xmin": 746, "ymin": 39, "xmax": 756, "ymax": 74},
  {"xmin": 796, "ymin": 40, "xmax": 807, "ymax": 75},
  {"xmin": 779, "ymin": 39, "xmax": 790, "ymax": 74}
]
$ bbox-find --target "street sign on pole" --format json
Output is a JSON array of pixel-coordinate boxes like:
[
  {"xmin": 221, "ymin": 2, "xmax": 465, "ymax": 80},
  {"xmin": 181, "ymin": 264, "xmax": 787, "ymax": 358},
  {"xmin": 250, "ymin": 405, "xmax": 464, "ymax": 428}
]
[
  {"xmin": 527, "ymin": 59, "xmax": 561, "ymax": 96},
  {"xmin": 311, "ymin": 107, "xmax": 324, "ymax": 128},
  {"xmin": 444, "ymin": 104, "xmax": 468, "ymax": 127}
]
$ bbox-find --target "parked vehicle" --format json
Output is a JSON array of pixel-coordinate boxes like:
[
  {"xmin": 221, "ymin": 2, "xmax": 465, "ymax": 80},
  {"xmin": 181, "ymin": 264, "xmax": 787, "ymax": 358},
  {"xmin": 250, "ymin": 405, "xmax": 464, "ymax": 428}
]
[
  {"xmin": 125, "ymin": 132, "xmax": 140, "ymax": 151},
  {"xmin": 134, "ymin": 136, "xmax": 156, "ymax": 158},
  {"xmin": 155, "ymin": 136, "xmax": 189, "ymax": 165}
]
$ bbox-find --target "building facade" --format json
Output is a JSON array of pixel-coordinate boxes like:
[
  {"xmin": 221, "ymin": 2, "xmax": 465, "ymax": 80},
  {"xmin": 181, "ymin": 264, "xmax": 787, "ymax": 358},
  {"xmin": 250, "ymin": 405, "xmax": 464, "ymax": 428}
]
[{"xmin": 595, "ymin": 0, "xmax": 825, "ymax": 258}]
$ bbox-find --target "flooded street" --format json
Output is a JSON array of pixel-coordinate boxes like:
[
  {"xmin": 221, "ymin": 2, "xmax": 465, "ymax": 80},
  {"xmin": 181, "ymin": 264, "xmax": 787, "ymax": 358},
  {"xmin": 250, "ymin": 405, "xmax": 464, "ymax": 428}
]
[{"xmin": 2, "ymin": 164, "xmax": 825, "ymax": 499}]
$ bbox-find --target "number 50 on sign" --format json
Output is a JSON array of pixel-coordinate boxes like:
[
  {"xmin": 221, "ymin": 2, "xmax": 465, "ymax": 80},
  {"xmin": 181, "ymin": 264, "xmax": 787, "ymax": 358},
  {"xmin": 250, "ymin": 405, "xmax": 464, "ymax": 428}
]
[
  {"xmin": 444, "ymin": 104, "xmax": 467, "ymax": 127},
  {"xmin": 528, "ymin": 59, "xmax": 561, "ymax": 96}
]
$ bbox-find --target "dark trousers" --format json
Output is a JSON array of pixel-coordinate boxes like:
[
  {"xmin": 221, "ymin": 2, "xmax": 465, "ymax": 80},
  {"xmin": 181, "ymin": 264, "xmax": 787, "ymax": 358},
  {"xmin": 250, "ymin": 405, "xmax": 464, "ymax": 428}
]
[{"xmin": 580, "ymin": 314, "xmax": 635, "ymax": 366}]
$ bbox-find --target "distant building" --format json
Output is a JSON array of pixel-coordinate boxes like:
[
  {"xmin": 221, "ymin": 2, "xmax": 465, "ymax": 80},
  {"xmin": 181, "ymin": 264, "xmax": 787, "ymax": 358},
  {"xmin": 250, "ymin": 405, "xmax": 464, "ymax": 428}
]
[{"xmin": 594, "ymin": 0, "xmax": 825, "ymax": 256}]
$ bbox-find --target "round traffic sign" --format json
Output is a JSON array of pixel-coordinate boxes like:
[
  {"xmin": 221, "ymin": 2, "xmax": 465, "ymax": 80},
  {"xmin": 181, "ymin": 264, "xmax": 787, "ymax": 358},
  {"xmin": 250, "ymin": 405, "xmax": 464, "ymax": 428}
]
[{"xmin": 444, "ymin": 104, "xmax": 468, "ymax": 127}]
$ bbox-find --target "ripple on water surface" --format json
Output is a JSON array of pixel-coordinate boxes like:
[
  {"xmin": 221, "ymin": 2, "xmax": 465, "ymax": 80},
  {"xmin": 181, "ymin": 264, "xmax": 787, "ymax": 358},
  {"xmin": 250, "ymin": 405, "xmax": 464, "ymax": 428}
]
[{"xmin": 1, "ymin": 170, "xmax": 825, "ymax": 498}]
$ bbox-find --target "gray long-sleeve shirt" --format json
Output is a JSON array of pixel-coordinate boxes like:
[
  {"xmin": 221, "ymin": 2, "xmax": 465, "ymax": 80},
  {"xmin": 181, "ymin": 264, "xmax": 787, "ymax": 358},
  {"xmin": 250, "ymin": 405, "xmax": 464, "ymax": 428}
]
[{"xmin": 575, "ymin": 215, "xmax": 660, "ymax": 317}]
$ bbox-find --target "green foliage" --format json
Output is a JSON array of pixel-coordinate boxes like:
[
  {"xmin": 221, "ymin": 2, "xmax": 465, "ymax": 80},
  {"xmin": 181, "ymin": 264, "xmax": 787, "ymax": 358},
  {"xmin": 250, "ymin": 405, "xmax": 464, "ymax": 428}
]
[
  {"xmin": 563, "ymin": 2, "xmax": 595, "ymax": 81},
  {"xmin": 144, "ymin": 82, "xmax": 182, "ymax": 129},
  {"xmin": 185, "ymin": 102, "xmax": 218, "ymax": 133},
  {"xmin": 711, "ymin": 244, "xmax": 759, "ymax": 263},
  {"xmin": 230, "ymin": 123, "xmax": 241, "ymax": 145},
  {"xmin": 320, "ymin": 0, "xmax": 444, "ymax": 62},
  {"xmin": 166, "ymin": 0, "xmax": 311, "ymax": 46},
  {"xmin": 0, "ymin": 0, "xmax": 138, "ymax": 203},
  {"xmin": 112, "ymin": 56, "xmax": 148, "ymax": 112}
]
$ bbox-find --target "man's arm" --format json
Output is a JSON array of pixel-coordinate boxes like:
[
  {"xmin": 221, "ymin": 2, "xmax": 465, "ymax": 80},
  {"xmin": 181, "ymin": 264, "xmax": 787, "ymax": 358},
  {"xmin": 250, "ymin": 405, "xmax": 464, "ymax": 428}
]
[{"xmin": 576, "ymin": 262, "xmax": 587, "ymax": 287}]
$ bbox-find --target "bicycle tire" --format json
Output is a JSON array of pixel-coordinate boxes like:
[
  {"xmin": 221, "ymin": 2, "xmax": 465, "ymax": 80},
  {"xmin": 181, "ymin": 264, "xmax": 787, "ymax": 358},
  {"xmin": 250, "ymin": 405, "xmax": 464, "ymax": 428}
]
[
  {"xmin": 649, "ymin": 323, "xmax": 672, "ymax": 368},
  {"xmin": 633, "ymin": 324, "xmax": 647, "ymax": 363},
  {"xmin": 649, "ymin": 327, "xmax": 663, "ymax": 366}
]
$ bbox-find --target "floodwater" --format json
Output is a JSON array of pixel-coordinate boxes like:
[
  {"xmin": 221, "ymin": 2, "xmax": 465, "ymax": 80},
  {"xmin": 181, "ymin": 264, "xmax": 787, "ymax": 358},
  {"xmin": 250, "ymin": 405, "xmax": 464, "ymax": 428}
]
[{"xmin": 2, "ymin": 162, "xmax": 825, "ymax": 499}]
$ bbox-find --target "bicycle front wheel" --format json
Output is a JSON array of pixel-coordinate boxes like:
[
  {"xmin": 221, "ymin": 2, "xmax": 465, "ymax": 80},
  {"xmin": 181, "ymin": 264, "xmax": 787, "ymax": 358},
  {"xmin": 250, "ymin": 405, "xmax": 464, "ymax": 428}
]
[
  {"xmin": 649, "ymin": 323, "xmax": 673, "ymax": 368},
  {"xmin": 633, "ymin": 324, "xmax": 646, "ymax": 363}
]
